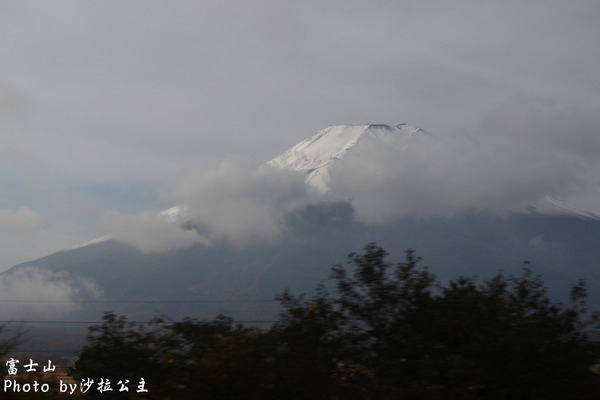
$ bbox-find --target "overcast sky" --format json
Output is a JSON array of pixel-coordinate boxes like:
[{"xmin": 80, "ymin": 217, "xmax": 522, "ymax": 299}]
[{"xmin": 1, "ymin": 0, "xmax": 599, "ymax": 270}]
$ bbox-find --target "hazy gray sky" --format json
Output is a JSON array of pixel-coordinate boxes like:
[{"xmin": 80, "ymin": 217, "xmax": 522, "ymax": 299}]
[{"xmin": 1, "ymin": 1, "xmax": 599, "ymax": 269}]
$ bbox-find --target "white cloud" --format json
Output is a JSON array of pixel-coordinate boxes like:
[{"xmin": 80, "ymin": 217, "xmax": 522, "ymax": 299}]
[
  {"xmin": 167, "ymin": 158, "xmax": 315, "ymax": 246},
  {"xmin": 106, "ymin": 158, "xmax": 316, "ymax": 253},
  {"xmin": 93, "ymin": 95, "xmax": 600, "ymax": 251},
  {"xmin": 328, "ymin": 98, "xmax": 600, "ymax": 223},
  {"xmin": 105, "ymin": 209, "xmax": 208, "ymax": 254},
  {"xmin": 0, "ymin": 206, "xmax": 93, "ymax": 272},
  {"xmin": 0, "ymin": 1, "xmax": 599, "ymax": 264},
  {"xmin": 0, "ymin": 267, "xmax": 100, "ymax": 320},
  {"xmin": 0, "ymin": 206, "xmax": 46, "ymax": 235},
  {"xmin": 0, "ymin": 206, "xmax": 48, "ymax": 269}
]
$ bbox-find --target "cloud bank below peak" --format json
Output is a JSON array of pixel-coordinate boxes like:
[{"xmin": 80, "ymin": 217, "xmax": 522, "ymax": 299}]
[
  {"xmin": 106, "ymin": 98, "xmax": 600, "ymax": 253},
  {"xmin": 328, "ymin": 98, "xmax": 600, "ymax": 223},
  {"xmin": 106, "ymin": 158, "xmax": 318, "ymax": 253},
  {"xmin": 0, "ymin": 267, "xmax": 101, "ymax": 320}
]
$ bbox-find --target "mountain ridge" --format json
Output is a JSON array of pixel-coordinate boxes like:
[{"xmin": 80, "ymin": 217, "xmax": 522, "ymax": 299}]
[
  {"xmin": 49, "ymin": 123, "xmax": 600, "ymax": 254},
  {"xmin": 4, "ymin": 122, "xmax": 600, "ymax": 358},
  {"xmin": 267, "ymin": 123, "xmax": 432, "ymax": 193}
]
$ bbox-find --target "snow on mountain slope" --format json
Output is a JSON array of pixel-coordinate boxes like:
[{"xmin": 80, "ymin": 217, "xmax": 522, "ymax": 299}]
[
  {"xmin": 65, "ymin": 123, "xmax": 600, "ymax": 253},
  {"xmin": 267, "ymin": 123, "xmax": 431, "ymax": 193},
  {"xmin": 268, "ymin": 123, "xmax": 600, "ymax": 220},
  {"xmin": 62, "ymin": 205, "xmax": 190, "ymax": 252}
]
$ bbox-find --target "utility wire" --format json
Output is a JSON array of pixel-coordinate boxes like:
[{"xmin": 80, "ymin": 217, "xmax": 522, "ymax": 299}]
[
  {"xmin": 0, "ymin": 319, "xmax": 277, "ymax": 324},
  {"xmin": 0, "ymin": 299, "xmax": 278, "ymax": 304}
]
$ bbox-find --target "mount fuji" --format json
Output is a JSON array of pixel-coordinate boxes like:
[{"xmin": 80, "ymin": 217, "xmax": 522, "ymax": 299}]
[
  {"xmin": 3, "ymin": 123, "xmax": 600, "ymax": 349},
  {"xmin": 268, "ymin": 123, "xmax": 433, "ymax": 193},
  {"xmin": 268, "ymin": 123, "xmax": 598, "ymax": 220}
]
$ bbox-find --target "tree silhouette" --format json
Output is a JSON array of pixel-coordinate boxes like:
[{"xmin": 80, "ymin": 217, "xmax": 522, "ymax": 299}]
[
  {"xmin": 275, "ymin": 243, "xmax": 600, "ymax": 398},
  {"xmin": 72, "ymin": 243, "xmax": 600, "ymax": 399}
]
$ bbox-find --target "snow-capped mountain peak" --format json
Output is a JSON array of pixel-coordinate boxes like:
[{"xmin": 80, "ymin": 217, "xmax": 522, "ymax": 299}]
[
  {"xmin": 48, "ymin": 122, "xmax": 600, "ymax": 257},
  {"xmin": 267, "ymin": 123, "xmax": 600, "ymax": 220},
  {"xmin": 267, "ymin": 123, "xmax": 430, "ymax": 192}
]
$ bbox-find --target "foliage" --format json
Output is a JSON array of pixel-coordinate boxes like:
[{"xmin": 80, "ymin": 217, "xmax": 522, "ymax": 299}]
[
  {"xmin": 270, "ymin": 286, "xmax": 344, "ymax": 399},
  {"xmin": 71, "ymin": 313, "xmax": 272, "ymax": 399},
  {"xmin": 71, "ymin": 243, "xmax": 600, "ymax": 399},
  {"xmin": 70, "ymin": 312, "xmax": 159, "ymax": 399}
]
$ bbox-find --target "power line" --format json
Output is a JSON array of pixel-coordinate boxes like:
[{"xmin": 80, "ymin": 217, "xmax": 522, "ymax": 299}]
[
  {"xmin": 0, "ymin": 299, "xmax": 278, "ymax": 304},
  {"xmin": 0, "ymin": 319, "xmax": 278, "ymax": 324}
]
